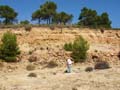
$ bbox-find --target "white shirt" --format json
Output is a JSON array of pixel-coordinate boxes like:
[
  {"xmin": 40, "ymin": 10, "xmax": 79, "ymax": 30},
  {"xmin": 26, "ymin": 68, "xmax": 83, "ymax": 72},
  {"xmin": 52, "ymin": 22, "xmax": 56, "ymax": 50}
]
[{"xmin": 67, "ymin": 59, "xmax": 72, "ymax": 65}]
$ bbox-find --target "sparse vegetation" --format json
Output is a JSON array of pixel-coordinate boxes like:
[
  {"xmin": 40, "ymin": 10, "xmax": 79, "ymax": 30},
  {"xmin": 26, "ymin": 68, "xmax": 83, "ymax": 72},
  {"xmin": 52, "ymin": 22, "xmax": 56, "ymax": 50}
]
[
  {"xmin": 28, "ymin": 50, "xmax": 33, "ymax": 55},
  {"xmin": 32, "ymin": 1, "xmax": 57, "ymax": 24},
  {"xmin": 20, "ymin": 20, "xmax": 30, "ymax": 25},
  {"xmin": 26, "ymin": 64, "xmax": 35, "ymax": 71},
  {"xmin": 64, "ymin": 36, "xmax": 89, "ymax": 62},
  {"xmin": 28, "ymin": 72, "xmax": 37, "ymax": 77},
  {"xmin": 46, "ymin": 61, "xmax": 58, "ymax": 68},
  {"xmin": 53, "ymin": 12, "xmax": 73, "ymax": 25},
  {"xmin": 100, "ymin": 28, "xmax": 105, "ymax": 34},
  {"xmin": 85, "ymin": 67, "xmax": 93, "ymax": 72},
  {"xmin": 24, "ymin": 25, "xmax": 32, "ymax": 31},
  {"xmin": 0, "ymin": 1, "xmax": 120, "ymax": 90},
  {"xmin": 72, "ymin": 87, "xmax": 78, "ymax": 90},
  {"xmin": 49, "ymin": 25, "xmax": 55, "ymax": 30},
  {"xmin": 0, "ymin": 31, "xmax": 20, "ymax": 62},
  {"xmin": 32, "ymin": 1, "xmax": 73, "ymax": 26},
  {"xmin": 71, "ymin": 36, "xmax": 89, "ymax": 62},
  {"xmin": 64, "ymin": 43, "xmax": 73, "ymax": 51},
  {"xmin": 78, "ymin": 7, "xmax": 111, "ymax": 29},
  {"xmin": 94, "ymin": 61, "xmax": 110, "ymax": 69},
  {"xmin": 28, "ymin": 55, "xmax": 37, "ymax": 62},
  {"xmin": 94, "ymin": 50, "xmax": 98, "ymax": 53},
  {"xmin": 0, "ymin": 5, "xmax": 18, "ymax": 25}
]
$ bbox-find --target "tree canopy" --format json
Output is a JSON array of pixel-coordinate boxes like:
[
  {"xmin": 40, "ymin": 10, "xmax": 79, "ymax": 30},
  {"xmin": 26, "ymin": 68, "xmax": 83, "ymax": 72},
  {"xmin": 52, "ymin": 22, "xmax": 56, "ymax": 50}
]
[
  {"xmin": 32, "ymin": 1, "xmax": 73, "ymax": 25},
  {"xmin": 32, "ymin": 1, "xmax": 57, "ymax": 24},
  {"xmin": 53, "ymin": 12, "xmax": 73, "ymax": 25},
  {"xmin": 0, "ymin": 5, "xmax": 18, "ymax": 25},
  {"xmin": 20, "ymin": 20, "xmax": 30, "ymax": 25},
  {"xmin": 78, "ymin": 7, "xmax": 111, "ymax": 28},
  {"xmin": 0, "ymin": 3, "xmax": 112, "ymax": 29},
  {"xmin": 0, "ymin": 31, "xmax": 20, "ymax": 62},
  {"xmin": 32, "ymin": 10, "xmax": 42, "ymax": 24}
]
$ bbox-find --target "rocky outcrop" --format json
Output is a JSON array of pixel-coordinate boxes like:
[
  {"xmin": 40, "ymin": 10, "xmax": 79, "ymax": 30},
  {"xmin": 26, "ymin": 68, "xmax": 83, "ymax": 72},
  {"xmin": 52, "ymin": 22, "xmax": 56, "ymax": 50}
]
[{"xmin": 0, "ymin": 27, "xmax": 119, "ymax": 66}]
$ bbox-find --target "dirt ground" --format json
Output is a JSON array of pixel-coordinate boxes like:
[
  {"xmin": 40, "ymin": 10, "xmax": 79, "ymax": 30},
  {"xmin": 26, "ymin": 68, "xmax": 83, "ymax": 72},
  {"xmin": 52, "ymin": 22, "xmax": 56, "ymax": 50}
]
[{"xmin": 0, "ymin": 64, "xmax": 120, "ymax": 90}]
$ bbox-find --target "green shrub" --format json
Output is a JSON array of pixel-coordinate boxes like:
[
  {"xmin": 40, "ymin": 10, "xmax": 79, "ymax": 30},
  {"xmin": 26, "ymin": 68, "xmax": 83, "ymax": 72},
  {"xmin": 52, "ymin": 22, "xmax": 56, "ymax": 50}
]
[
  {"xmin": 71, "ymin": 36, "xmax": 89, "ymax": 62},
  {"xmin": 20, "ymin": 20, "xmax": 29, "ymax": 25},
  {"xmin": 26, "ymin": 64, "xmax": 35, "ymax": 71},
  {"xmin": 28, "ymin": 55, "xmax": 37, "ymax": 62},
  {"xmin": 28, "ymin": 50, "xmax": 33, "ymax": 55},
  {"xmin": 49, "ymin": 25, "xmax": 55, "ymax": 30},
  {"xmin": 64, "ymin": 36, "xmax": 89, "ymax": 63},
  {"xmin": 46, "ymin": 61, "xmax": 58, "ymax": 68},
  {"xmin": 85, "ymin": 67, "xmax": 93, "ymax": 72},
  {"xmin": 4, "ymin": 56, "xmax": 16, "ymax": 62},
  {"xmin": 64, "ymin": 43, "xmax": 73, "ymax": 51},
  {"xmin": 28, "ymin": 72, "xmax": 37, "ymax": 77},
  {"xmin": 24, "ymin": 25, "xmax": 32, "ymax": 31},
  {"xmin": 0, "ymin": 31, "xmax": 20, "ymax": 62},
  {"xmin": 94, "ymin": 61, "xmax": 110, "ymax": 70}
]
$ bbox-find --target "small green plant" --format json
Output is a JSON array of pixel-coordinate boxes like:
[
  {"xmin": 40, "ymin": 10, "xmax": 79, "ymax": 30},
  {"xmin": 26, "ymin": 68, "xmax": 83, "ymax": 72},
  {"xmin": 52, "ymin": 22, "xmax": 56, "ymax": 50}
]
[
  {"xmin": 49, "ymin": 25, "xmax": 55, "ymax": 30},
  {"xmin": 64, "ymin": 43, "xmax": 73, "ymax": 51},
  {"xmin": 46, "ymin": 61, "xmax": 58, "ymax": 68},
  {"xmin": 72, "ymin": 87, "xmax": 78, "ymax": 90},
  {"xmin": 94, "ymin": 50, "xmax": 98, "ymax": 53},
  {"xmin": 24, "ymin": 25, "xmax": 32, "ymax": 31},
  {"xmin": 85, "ymin": 67, "xmax": 93, "ymax": 72},
  {"xmin": 20, "ymin": 20, "xmax": 29, "ymax": 25},
  {"xmin": 64, "ymin": 36, "xmax": 89, "ymax": 63},
  {"xmin": 28, "ymin": 72, "xmax": 37, "ymax": 77},
  {"xmin": 0, "ymin": 31, "xmax": 20, "ymax": 62},
  {"xmin": 26, "ymin": 64, "xmax": 35, "ymax": 71},
  {"xmin": 100, "ymin": 28, "xmax": 104, "ymax": 34},
  {"xmin": 71, "ymin": 36, "xmax": 89, "ymax": 62},
  {"xmin": 28, "ymin": 50, "xmax": 33, "ymax": 55},
  {"xmin": 28, "ymin": 55, "xmax": 37, "ymax": 62}
]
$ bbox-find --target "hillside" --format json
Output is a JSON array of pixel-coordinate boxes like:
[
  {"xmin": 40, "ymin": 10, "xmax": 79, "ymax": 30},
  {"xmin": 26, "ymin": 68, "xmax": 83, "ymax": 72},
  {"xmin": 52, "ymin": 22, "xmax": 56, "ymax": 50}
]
[
  {"xmin": 0, "ymin": 27, "xmax": 120, "ymax": 90},
  {"xmin": 0, "ymin": 27, "xmax": 119, "ymax": 64}
]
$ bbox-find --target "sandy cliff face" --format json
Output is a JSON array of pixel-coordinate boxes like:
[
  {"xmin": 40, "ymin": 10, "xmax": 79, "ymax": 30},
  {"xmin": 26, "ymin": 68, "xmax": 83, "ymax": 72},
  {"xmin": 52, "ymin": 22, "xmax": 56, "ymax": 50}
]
[{"xmin": 0, "ymin": 27, "xmax": 120, "ymax": 65}]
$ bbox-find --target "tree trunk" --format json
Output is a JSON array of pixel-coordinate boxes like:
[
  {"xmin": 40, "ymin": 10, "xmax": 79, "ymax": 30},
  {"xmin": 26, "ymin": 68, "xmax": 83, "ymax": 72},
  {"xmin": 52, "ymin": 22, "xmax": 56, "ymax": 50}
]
[
  {"xmin": 47, "ymin": 19, "xmax": 48, "ymax": 24},
  {"xmin": 38, "ymin": 18, "xmax": 41, "ymax": 25},
  {"xmin": 5, "ymin": 18, "xmax": 8, "ymax": 25},
  {"xmin": 49, "ymin": 18, "xmax": 50, "ymax": 24}
]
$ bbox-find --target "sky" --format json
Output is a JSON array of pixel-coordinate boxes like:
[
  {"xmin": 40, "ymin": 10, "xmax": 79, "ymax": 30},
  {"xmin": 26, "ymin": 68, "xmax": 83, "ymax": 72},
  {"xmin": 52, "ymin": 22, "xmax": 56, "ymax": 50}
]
[{"xmin": 0, "ymin": 0, "xmax": 120, "ymax": 28}]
